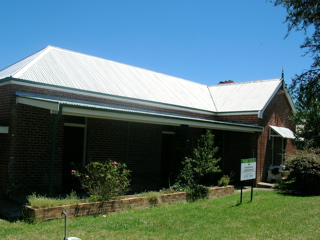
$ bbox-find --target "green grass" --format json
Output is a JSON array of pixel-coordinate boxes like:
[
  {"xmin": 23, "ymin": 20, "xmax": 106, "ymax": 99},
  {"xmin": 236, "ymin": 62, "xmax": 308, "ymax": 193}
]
[
  {"xmin": 1, "ymin": 190, "xmax": 320, "ymax": 239},
  {"xmin": 27, "ymin": 191, "xmax": 81, "ymax": 208}
]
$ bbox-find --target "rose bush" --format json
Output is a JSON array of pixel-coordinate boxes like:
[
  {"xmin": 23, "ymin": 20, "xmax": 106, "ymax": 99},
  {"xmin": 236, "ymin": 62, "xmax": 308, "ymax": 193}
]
[{"xmin": 72, "ymin": 160, "xmax": 131, "ymax": 201}]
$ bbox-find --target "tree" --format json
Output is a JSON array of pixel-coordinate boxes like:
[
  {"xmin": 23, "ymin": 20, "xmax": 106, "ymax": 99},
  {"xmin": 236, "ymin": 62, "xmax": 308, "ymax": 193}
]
[
  {"xmin": 174, "ymin": 130, "xmax": 221, "ymax": 187},
  {"xmin": 272, "ymin": 0, "xmax": 320, "ymax": 148}
]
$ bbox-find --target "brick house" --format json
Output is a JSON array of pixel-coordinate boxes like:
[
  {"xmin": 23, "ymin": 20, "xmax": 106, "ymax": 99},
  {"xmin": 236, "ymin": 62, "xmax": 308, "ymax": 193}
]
[{"xmin": 0, "ymin": 46, "xmax": 295, "ymax": 196}]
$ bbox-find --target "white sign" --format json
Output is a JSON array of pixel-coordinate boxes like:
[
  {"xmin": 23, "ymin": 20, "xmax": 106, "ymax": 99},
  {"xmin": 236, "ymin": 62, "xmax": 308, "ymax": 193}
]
[{"xmin": 240, "ymin": 158, "xmax": 256, "ymax": 181}]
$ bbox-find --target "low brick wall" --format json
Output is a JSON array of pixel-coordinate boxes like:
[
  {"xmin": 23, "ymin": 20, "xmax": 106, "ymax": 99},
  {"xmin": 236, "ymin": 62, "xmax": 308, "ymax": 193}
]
[
  {"xmin": 208, "ymin": 186, "xmax": 234, "ymax": 198},
  {"xmin": 23, "ymin": 186, "xmax": 234, "ymax": 223}
]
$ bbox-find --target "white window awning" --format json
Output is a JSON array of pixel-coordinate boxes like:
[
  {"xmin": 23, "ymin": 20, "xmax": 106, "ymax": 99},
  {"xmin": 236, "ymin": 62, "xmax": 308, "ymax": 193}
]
[
  {"xmin": 0, "ymin": 126, "xmax": 9, "ymax": 133},
  {"xmin": 269, "ymin": 125, "xmax": 295, "ymax": 140}
]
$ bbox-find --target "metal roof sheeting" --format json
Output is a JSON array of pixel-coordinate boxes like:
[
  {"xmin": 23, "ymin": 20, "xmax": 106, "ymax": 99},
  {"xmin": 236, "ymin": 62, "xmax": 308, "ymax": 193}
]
[
  {"xmin": 1, "ymin": 46, "xmax": 285, "ymax": 114},
  {"xmin": 208, "ymin": 79, "xmax": 282, "ymax": 113},
  {"xmin": 1, "ymin": 46, "xmax": 215, "ymax": 112},
  {"xmin": 270, "ymin": 125, "xmax": 295, "ymax": 139}
]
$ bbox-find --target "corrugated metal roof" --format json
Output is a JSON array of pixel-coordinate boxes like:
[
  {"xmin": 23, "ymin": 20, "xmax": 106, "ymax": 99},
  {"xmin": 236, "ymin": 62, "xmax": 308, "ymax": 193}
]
[
  {"xmin": 0, "ymin": 46, "xmax": 285, "ymax": 114},
  {"xmin": 1, "ymin": 46, "xmax": 215, "ymax": 112},
  {"xmin": 270, "ymin": 125, "xmax": 295, "ymax": 139},
  {"xmin": 208, "ymin": 79, "xmax": 282, "ymax": 113},
  {"xmin": 0, "ymin": 49, "xmax": 45, "ymax": 78}
]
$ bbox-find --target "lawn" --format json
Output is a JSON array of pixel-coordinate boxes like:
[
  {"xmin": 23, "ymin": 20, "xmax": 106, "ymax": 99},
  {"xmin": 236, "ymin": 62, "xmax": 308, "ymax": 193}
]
[{"xmin": 1, "ymin": 190, "xmax": 319, "ymax": 239}]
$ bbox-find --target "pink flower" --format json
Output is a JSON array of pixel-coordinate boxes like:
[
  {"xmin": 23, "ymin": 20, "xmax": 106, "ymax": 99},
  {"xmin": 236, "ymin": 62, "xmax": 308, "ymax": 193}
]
[
  {"xmin": 112, "ymin": 161, "xmax": 118, "ymax": 166},
  {"xmin": 71, "ymin": 170, "xmax": 77, "ymax": 173},
  {"xmin": 85, "ymin": 175, "xmax": 90, "ymax": 178}
]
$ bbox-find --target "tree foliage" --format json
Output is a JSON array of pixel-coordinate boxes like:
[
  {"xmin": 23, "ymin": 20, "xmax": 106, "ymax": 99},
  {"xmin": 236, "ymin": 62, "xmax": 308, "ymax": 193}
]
[
  {"xmin": 280, "ymin": 149, "xmax": 320, "ymax": 195},
  {"xmin": 272, "ymin": 0, "xmax": 320, "ymax": 147}
]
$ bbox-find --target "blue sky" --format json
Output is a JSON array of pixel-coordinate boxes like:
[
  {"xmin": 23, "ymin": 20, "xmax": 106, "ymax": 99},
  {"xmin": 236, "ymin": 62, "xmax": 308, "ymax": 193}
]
[{"xmin": 0, "ymin": 0, "xmax": 312, "ymax": 86}]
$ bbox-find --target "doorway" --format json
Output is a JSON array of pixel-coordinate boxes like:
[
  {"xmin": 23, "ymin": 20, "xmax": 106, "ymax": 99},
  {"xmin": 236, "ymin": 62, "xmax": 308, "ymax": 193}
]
[
  {"xmin": 62, "ymin": 126, "xmax": 85, "ymax": 193},
  {"xmin": 161, "ymin": 132, "xmax": 175, "ymax": 188}
]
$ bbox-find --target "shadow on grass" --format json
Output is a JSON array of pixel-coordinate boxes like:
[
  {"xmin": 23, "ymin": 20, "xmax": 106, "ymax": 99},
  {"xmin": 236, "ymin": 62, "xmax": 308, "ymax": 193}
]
[{"xmin": 275, "ymin": 181, "xmax": 320, "ymax": 197}]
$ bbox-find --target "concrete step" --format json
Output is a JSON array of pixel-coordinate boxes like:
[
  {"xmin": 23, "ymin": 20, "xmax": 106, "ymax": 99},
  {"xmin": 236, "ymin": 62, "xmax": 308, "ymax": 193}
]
[{"xmin": 257, "ymin": 182, "xmax": 275, "ymax": 188}]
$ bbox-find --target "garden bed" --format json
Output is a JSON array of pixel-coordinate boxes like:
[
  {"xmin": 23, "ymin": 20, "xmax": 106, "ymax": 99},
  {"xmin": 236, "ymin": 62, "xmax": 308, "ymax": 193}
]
[{"xmin": 23, "ymin": 186, "xmax": 234, "ymax": 223}]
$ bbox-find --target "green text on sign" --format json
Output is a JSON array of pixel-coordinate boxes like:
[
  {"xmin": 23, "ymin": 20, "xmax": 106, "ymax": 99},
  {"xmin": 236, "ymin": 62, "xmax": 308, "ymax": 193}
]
[{"xmin": 241, "ymin": 158, "xmax": 256, "ymax": 164}]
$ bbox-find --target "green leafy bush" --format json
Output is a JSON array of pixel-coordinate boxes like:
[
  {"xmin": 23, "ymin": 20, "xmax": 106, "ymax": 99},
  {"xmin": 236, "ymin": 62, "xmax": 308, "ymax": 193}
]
[
  {"xmin": 174, "ymin": 130, "xmax": 221, "ymax": 187},
  {"xmin": 281, "ymin": 149, "xmax": 320, "ymax": 195},
  {"xmin": 73, "ymin": 160, "xmax": 131, "ymax": 201},
  {"xmin": 218, "ymin": 175, "xmax": 230, "ymax": 187},
  {"xmin": 172, "ymin": 130, "xmax": 221, "ymax": 201},
  {"xmin": 186, "ymin": 184, "xmax": 209, "ymax": 201}
]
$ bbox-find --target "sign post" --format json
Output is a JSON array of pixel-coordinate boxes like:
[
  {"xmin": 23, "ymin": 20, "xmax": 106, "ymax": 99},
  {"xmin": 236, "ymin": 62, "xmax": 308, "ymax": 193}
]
[{"xmin": 240, "ymin": 158, "xmax": 256, "ymax": 204}]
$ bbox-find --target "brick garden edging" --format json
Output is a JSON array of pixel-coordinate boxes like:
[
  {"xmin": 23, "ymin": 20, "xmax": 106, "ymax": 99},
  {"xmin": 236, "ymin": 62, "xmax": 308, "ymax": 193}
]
[{"xmin": 23, "ymin": 186, "xmax": 234, "ymax": 223}]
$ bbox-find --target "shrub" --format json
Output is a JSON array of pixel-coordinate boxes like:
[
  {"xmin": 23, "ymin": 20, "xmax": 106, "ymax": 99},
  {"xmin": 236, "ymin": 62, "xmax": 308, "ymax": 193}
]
[
  {"xmin": 73, "ymin": 160, "xmax": 131, "ymax": 201},
  {"xmin": 218, "ymin": 175, "xmax": 230, "ymax": 187},
  {"xmin": 174, "ymin": 130, "xmax": 221, "ymax": 187},
  {"xmin": 282, "ymin": 149, "xmax": 320, "ymax": 195},
  {"xmin": 186, "ymin": 184, "xmax": 209, "ymax": 201}
]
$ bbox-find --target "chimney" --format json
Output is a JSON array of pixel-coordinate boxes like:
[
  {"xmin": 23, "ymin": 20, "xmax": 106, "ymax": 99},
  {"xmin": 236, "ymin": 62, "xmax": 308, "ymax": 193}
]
[{"xmin": 218, "ymin": 80, "xmax": 234, "ymax": 84}]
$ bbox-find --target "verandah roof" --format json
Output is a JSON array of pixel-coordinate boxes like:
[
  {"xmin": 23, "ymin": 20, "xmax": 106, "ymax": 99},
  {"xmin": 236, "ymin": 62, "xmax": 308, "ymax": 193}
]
[{"xmin": 15, "ymin": 91, "xmax": 263, "ymax": 133}]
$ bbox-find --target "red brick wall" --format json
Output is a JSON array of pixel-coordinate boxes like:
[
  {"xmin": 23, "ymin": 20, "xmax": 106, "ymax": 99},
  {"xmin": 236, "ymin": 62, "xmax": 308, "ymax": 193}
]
[
  {"xmin": 257, "ymin": 90, "xmax": 295, "ymax": 182},
  {"xmin": 0, "ymin": 133, "xmax": 10, "ymax": 195},
  {"xmin": 0, "ymin": 83, "xmax": 65, "ymax": 194},
  {"xmin": 86, "ymin": 119, "xmax": 163, "ymax": 191},
  {"xmin": 9, "ymin": 104, "xmax": 55, "ymax": 193},
  {"xmin": 126, "ymin": 122, "xmax": 162, "ymax": 190},
  {"xmin": 212, "ymin": 89, "xmax": 295, "ymax": 184},
  {"xmin": 219, "ymin": 131, "xmax": 258, "ymax": 184},
  {"xmin": 0, "ymin": 84, "xmax": 17, "ymax": 195},
  {"xmin": 0, "ymin": 82, "xmax": 295, "ymax": 194},
  {"xmin": 217, "ymin": 114, "xmax": 259, "ymax": 124},
  {"xmin": 86, "ymin": 118, "xmax": 128, "ymax": 162},
  {"xmin": 0, "ymin": 82, "xmax": 215, "ymax": 194}
]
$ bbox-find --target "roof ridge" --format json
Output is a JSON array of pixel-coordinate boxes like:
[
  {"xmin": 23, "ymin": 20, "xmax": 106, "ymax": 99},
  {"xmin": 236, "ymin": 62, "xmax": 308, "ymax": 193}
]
[
  {"xmin": 207, "ymin": 85, "xmax": 218, "ymax": 112},
  {"xmin": 0, "ymin": 47, "xmax": 45, "ymax": 76},
  {"xmin": 208, "ymin": 78, "xmax": 281, "ymax": 88},
  {"xmin": 13, "ymin": 46, "xmax": 52, "ymax": 78}
]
